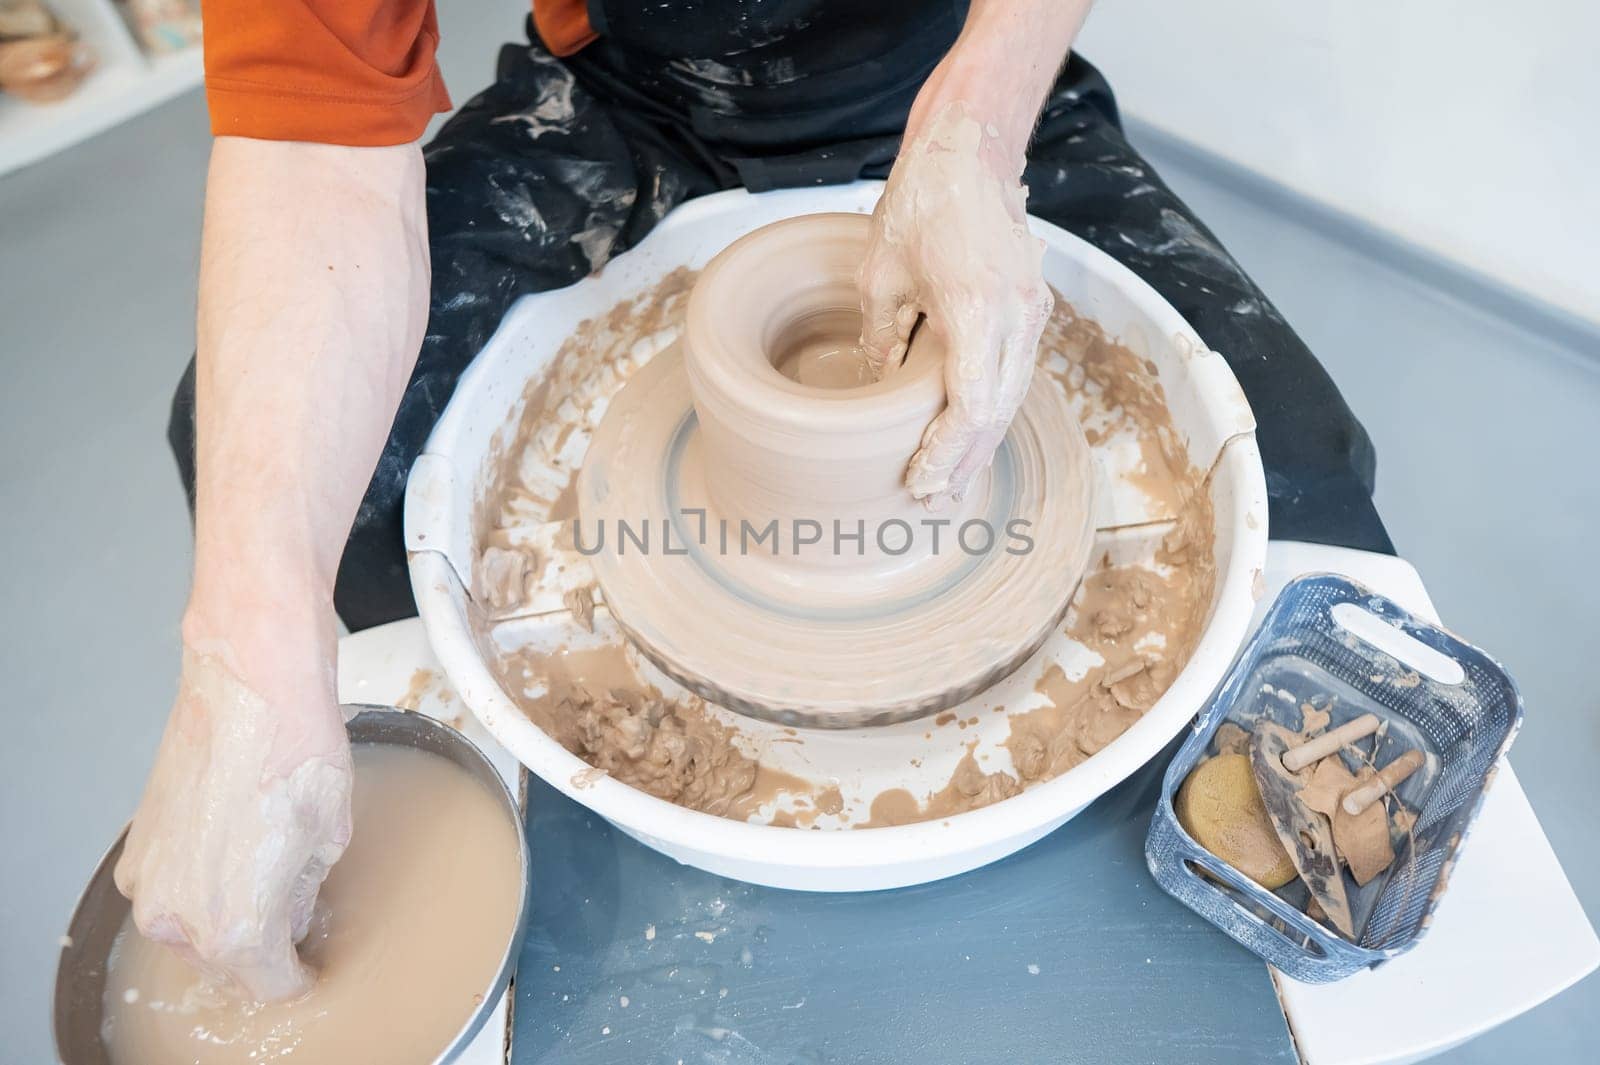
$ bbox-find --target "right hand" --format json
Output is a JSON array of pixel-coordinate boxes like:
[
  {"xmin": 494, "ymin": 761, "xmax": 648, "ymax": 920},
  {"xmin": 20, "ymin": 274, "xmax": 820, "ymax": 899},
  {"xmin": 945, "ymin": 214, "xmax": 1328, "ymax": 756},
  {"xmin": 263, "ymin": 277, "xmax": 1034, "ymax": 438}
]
[
  {"xmin": 859, "ymin": 100, "xmax": 1053, "ymax": 511},
  {"xmin": 114, "ymin": 640, "xmax": 351, "ymax": 1001}
]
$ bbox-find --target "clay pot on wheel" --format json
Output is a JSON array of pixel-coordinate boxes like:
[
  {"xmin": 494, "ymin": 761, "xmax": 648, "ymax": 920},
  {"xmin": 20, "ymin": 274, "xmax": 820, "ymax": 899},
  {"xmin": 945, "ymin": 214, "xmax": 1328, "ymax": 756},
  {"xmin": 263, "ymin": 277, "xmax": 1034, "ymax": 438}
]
[
  {"xmin": 577, "ymin": 212, "xmax": 1097, "ymax": 727},
  {"xmin": 680, "ymin": 213, "xmax": 988, "ymax": 605}
]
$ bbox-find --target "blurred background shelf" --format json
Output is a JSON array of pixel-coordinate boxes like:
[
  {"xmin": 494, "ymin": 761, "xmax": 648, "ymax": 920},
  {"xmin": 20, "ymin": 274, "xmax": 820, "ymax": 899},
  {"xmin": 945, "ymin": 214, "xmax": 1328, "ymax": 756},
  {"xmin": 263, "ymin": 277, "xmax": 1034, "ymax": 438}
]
[{"xmin": 0, "ymin": 0, "xmax": 200, "ymax": 177}]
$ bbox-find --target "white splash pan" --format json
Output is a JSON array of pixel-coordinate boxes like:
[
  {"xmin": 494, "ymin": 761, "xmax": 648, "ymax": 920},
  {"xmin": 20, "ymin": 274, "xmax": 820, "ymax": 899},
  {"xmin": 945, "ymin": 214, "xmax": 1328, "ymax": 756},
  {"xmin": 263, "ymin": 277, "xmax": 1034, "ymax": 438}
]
[{"xmin": 406, "ymin": 182, "xmax": 1267, "ymax": 891}]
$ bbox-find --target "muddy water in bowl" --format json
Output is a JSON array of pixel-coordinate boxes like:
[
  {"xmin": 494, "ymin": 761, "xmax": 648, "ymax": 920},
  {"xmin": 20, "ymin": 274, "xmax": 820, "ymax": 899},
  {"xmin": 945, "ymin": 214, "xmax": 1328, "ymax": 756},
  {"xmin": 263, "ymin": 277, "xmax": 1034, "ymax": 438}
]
[{"xmin": 80, "ymin": 716, "xmax": 525, "ymax": 1064}]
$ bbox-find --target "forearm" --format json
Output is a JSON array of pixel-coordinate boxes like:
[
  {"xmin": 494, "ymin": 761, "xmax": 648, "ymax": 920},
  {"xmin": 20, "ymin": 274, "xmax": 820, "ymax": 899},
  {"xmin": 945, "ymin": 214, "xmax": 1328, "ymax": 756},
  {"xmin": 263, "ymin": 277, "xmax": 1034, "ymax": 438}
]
[
  {"xmin": 909, "ymin": 0, "xmax": 1094, "ymax": 164},
  {"xmin": 185, "ymin": 137, "xmax": 429, "ymax": 707}
]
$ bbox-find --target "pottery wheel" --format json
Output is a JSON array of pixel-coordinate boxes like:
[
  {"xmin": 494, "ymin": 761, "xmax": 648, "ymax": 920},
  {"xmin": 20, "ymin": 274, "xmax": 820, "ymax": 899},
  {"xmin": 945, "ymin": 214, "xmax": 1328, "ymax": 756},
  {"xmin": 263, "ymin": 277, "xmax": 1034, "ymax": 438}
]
[{"xmin": 576, "ymin": 214, "xmax": 1096, "ymax": 728}]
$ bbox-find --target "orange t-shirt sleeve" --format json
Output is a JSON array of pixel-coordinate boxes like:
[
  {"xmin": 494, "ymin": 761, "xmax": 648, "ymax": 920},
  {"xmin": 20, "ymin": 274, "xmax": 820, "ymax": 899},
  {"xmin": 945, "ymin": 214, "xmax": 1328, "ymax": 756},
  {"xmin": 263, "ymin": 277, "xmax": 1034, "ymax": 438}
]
[
  {"xmin": 201, "ymin": 0, "xmax": 452, "ymax": 146},
  {"xmin": 533, "ymin": 0, "xmax": 598, "ymax": 57}
]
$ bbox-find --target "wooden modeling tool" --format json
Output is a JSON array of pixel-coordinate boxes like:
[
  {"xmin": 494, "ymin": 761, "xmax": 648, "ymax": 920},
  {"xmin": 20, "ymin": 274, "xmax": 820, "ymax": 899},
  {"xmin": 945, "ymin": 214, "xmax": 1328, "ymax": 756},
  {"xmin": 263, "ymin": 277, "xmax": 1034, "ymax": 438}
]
[
  {"xmin": 1281, "ymin": 713, "xmax": 1381, "ymax": 772},
  {"xmin": 1342, "ymin": 748, "xmax": 1424, "ymax": 816},
  {"xmin": 1251, "ymin": 720, "xmax": 1355, "ymax": 936}
]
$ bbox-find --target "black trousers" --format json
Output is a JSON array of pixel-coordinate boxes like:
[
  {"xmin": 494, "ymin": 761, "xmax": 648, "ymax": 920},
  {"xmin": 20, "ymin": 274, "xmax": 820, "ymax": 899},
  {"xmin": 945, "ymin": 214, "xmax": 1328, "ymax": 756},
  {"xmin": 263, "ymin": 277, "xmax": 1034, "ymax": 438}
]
[{"xmin": 169, "ymin": 26, "xmax": 1393, "ymax": 633}]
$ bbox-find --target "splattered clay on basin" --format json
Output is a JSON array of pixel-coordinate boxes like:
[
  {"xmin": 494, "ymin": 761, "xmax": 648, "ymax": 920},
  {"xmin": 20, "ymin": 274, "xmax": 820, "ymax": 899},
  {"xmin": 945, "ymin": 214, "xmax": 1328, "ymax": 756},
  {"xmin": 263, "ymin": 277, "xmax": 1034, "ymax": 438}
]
[{"xmin": 471, "ymin": 256, "xmax": 1216, "ymax": 829}]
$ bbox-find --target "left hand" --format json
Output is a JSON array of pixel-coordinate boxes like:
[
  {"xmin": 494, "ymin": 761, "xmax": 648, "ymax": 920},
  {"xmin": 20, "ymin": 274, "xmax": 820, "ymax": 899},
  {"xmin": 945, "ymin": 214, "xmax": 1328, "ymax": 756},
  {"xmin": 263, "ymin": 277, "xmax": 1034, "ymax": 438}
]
[
  {"xmin": 859, "ymin": 100, "xmax": 1053, "ymax": 509},
  {"xmin": 114, "ymin": 636, "xmax": 352, "ymax": 1002}
]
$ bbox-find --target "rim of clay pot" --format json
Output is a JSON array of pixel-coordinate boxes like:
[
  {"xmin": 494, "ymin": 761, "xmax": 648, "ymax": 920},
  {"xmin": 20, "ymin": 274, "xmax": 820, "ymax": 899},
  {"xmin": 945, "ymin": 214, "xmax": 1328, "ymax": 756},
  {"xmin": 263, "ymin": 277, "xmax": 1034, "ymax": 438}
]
[{"xmin": 685, "ymin": 212, "xmax": 947, "ymax": 438}]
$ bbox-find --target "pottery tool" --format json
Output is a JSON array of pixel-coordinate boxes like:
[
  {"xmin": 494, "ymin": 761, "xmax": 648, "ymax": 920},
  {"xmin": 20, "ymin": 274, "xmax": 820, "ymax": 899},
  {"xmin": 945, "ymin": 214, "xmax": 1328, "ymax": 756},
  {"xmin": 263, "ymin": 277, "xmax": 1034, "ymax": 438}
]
[
  {"xmin": 1149, "ymin": 574, "xmax": 1525, "ymax": 982},
  {"xmin": 1342, "ymin": 748, "xmax": 1424, "ymax": 816},
  {"xmin": 1249, "ymin": 719, "xmax": 1355, "ymax": 935},
  {"xmin": 1281, "ymin": 712, "xmax": 1380, "ymax": 772},
  {"xmin": 1332, "ymin": 782, "xmax": 1395, "ymax": 887}
]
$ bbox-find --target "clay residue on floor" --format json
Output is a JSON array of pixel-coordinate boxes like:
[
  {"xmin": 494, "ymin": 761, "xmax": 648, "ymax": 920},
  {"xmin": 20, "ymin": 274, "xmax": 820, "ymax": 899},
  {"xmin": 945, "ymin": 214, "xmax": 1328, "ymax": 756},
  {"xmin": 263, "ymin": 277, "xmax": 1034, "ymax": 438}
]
[
  {"xmin": 475, "ymin": 278, "xmax": 1218, "ymax": 830},
  {"xmin": 396, "ymin": 667, "xmax": 437, "ymax": 711},
  {"xmin": 394, "ymin": 667, "xmax": 459, "ymax": 722}
]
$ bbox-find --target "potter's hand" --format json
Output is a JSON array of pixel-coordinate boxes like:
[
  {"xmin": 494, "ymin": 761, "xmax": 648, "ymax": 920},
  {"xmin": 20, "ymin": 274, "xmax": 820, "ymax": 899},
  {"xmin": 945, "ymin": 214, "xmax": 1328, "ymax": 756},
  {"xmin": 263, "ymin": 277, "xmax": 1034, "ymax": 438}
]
[
  {"xmin": 114, "ymin": 642, "xmax": 351, "ymax": 1001},
  {"xmin": 860, "ymin": 101, "xmax": 1052, "ymax": 509},
  {"xmin": 861, "ymin": 0, "xmax": 1094, "ymax": 508}
]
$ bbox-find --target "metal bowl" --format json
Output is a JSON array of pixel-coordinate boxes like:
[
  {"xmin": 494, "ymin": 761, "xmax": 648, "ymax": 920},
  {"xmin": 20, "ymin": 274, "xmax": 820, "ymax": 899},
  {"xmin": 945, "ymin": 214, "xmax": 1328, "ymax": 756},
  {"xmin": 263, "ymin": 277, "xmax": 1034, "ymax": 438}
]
[{"xmin": 53, "ymin": 705, "xmax": 532, "ymax": 1064}]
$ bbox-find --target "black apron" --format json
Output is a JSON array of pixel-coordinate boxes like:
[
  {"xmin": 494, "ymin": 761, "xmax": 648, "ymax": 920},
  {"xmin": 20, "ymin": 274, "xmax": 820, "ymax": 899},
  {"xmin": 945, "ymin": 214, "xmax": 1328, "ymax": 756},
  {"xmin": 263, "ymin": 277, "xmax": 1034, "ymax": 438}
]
[{"xmin": 579, "ymin": 0, "xmax": 967, "ymax": 187}]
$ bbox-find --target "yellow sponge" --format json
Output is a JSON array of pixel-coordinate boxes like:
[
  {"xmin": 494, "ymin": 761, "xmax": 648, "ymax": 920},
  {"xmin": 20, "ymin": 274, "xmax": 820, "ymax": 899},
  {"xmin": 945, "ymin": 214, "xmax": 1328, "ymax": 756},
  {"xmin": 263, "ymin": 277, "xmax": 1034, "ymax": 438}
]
[{"xmin": 1176, "ymin": 753, "xmax": 1297, "ymax": 890}]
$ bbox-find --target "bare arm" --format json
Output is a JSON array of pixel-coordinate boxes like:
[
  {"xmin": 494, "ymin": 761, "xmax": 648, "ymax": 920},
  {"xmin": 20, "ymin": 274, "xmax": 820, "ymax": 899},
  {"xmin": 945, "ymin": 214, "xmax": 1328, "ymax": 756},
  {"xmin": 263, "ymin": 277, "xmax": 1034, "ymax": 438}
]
[
  {"xmin": 908, "ymin": 0, "xmax": 1091, "ymax": 163},
  {"xmin": 115, "ymin": 137, "xmax": 429, "ymax": 1000},
  {"xmin": 190, "ymin": 138, "xmax": 429, "ymax": 681},
  {"xmin": 862, "ymin": 0, "xmax": 1094, "ymax": 507}
]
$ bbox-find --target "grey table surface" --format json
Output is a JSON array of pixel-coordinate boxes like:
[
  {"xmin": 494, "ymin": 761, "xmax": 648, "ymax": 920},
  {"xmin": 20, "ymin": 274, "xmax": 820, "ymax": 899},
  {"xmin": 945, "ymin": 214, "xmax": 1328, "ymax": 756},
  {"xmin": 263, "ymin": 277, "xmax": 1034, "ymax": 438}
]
[
  {"xmin": 510, "ymin": 745, "xmax": 1296, "ymax": 1065},
  {"xmin": 1, "ymin": 5, "xmax": 1596, "ymax": 1061}
]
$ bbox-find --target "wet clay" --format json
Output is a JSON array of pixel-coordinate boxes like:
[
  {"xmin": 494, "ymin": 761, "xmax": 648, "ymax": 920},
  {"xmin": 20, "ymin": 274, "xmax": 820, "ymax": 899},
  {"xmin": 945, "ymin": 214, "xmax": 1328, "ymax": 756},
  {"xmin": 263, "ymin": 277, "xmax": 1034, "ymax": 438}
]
[
  {"xmin": 577, "ymin": 213, "xmax": 1096, "ymax": 725},
  {"xmin": 473, "ymin": 269, "xmax": 696, "ymax": 612},
  {"xmin": 1036, "ymin": 302, "xmax": 1212, "ymax": 530},
  {"xmin": 860, "ymin": 744, "xmax": 1019, "ymax": 827},
  {"xmin": 101, "ymin": 745, "xmax": 520, "ymax": 1065},
  {"xmin": 477, "ymin": 269, "xmax": 1215, "ymax": 826},
  {"xmin": 859, "ymin": 542, "xmax": 1212, "ymax": 826},
  {"xmin": 852, "ymin": 345, "xmax": 1215, "ymax": 822},
  {"xmin": 772, "ymin": 307, "xmax": 874, "ymax": 389},
  {"xmin": 1005, "ymin": 559, "xmax": 1208, "ymax": 784},
  {"xmin": 492, "ymin": 635, "xmax": 822, "ymax": 820},
  {"xmin": 498, "ymin": 641, "xmax": 756, "ymax": 816}
]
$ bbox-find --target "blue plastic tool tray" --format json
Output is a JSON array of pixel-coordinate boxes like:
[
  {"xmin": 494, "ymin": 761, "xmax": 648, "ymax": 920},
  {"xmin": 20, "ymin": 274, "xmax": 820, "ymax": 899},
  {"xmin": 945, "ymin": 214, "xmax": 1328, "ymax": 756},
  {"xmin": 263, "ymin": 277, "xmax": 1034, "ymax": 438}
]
[{"xmin": 1146, "ymin": 573, "xmax": 1524, "ymax": 982}]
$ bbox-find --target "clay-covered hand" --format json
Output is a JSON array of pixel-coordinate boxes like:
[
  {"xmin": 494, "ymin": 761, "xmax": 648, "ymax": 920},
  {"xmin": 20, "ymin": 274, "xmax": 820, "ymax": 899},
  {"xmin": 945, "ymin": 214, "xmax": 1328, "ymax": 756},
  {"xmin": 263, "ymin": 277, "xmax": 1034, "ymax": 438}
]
[
  {"xmin": 113, "ymin": 645, "xmax": 351, "ymax": 1001},
  {"xmin": 860, "ymin": 101, "xmax": 1053, "ymax": 509}
]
